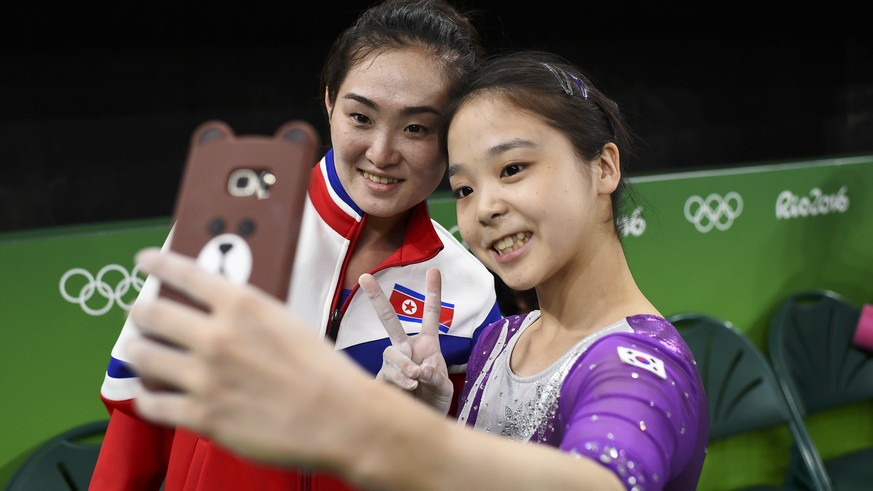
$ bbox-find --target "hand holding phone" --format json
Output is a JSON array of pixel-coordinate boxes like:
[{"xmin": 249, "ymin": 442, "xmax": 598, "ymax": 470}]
[{"xmin": 142, "ymin": 120, "xmax": 319, "ymax": 391}]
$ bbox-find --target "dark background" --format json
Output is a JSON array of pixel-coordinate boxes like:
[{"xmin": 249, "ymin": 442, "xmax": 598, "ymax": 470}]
[{"xmin": 2, "ymin": 1, "xmax": 871, "ymax": 233}]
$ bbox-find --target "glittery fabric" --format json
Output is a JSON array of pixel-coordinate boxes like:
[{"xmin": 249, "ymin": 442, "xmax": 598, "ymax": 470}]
[{"xmin": 457, "ymin": 312, "xmax": 709, "ymax": 491}]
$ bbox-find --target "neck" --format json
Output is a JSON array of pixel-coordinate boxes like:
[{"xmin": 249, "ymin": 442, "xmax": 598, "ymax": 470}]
[
  {"xmin": 342, "ymin": 211, "xmax": 410, "ymax": 291},
  {"xmin": 533, "ymin": 235, "xmax": 657, "ymax": 337},
  {"xmin": 361, "ymin": 212, "xmax": 408, "ymax": 249}
]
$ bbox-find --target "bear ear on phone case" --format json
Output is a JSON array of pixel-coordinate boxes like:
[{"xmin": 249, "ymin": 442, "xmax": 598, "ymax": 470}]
[{"xmin": 159, "ymin": 120, "xmax": 320, "ymax": 309}]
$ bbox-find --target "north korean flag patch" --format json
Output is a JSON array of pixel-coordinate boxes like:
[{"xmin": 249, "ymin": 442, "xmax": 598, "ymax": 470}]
[
  {"xmin": 618, "ymin": 346, "xmax": 666, "ymax": 379},
  {"xmin": 388, "ymin": 283, "xmax": 454, "ymax": 332}
]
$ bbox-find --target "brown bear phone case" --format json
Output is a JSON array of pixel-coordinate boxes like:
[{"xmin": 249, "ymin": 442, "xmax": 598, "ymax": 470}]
[{"xmin": 159, "ymin": 119, "xmax": 320, "ymax": 307}]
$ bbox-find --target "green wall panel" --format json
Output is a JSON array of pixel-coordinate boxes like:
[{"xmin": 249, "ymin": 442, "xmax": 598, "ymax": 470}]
[{"xmin": 2, "ymin": 157, "xmax": 871, "ymax": 489}]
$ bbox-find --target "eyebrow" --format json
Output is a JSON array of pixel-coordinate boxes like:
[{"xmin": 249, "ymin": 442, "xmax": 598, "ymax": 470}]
[
  {"xmin": 342, "ymin": 92, "xmax": 440, "ymax": 117},
  {"xmin": 448, "ymin": 138, "xmax": 539, "ymax": 177},
  {"xmin": 488, "ymin": 138, "xmax": 538, "ymax": 156}
]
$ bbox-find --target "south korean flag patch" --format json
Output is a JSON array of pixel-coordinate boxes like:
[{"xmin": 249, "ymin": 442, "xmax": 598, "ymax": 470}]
[{"xmin": 618, "ymin": 346, "xmax": 666, "ymax": 379}]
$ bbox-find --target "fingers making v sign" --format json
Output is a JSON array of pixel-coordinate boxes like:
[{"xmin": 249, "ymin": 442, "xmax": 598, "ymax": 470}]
[{"xmin": 358, "ymin": 268, "xmax": 454, "ymax": 415}]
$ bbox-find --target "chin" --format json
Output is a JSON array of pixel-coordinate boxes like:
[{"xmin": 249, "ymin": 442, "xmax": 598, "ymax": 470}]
[
  {"xmin": 358, "ymin": 197, "xmax": 410, "ymax": 218},
  {"xmin": 497, "ymin": 273, "xmax": 536, "ymax": 293}
]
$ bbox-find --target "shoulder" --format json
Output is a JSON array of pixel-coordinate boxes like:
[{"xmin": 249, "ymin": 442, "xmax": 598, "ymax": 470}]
[
  {"xmin": 624, "ymin": 314, "xmax": 697, "ymax": 369},
  {"xmin": 558, "ymin": 316, "xmax": 708, "ymax": 486},
  {"xmin": 585, "ymin": 316, "xmax": 695, "ymax": 369},
  {"xmin": 566, "ymin": 315, "xmax": 703, "ymax": 400},
  {"xmin": 474, "ymin": 312, "xmax": 535, "ymax": 352}
]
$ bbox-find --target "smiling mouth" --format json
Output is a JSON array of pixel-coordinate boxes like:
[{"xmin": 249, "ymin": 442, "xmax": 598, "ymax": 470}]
[
  {"xmin": 362, "ymin": 171, "xmax": 401, "ymax": 184},
  {"xmin": 493, "ymin": 232, "xmax": 531, "ymax": 255}
]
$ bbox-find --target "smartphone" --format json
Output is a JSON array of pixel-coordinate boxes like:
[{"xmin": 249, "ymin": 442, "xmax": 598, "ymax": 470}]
[{"xmin": 158, "ymin": 119, "xmax": 320, "ymax": 308}]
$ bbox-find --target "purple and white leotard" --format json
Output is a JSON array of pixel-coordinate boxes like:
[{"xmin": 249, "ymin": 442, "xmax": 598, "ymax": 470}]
[{"xmin": 457, "ymin": 312, "xmax": 708, "ymax": 491}]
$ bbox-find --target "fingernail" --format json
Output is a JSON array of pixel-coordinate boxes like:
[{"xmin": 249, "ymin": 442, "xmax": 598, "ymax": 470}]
[{"xmin": 136, "ymin": 248, "xmax": 160, "ymax": 271}]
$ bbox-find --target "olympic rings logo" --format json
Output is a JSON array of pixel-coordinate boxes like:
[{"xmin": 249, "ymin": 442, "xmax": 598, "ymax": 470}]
[
  {"xmin": 59, "ymin": 264, "xmax": 146, "ymax": 316},
  {"xmin": 683, "ymin": 192, "xmax": 744, "ymax": 233}
]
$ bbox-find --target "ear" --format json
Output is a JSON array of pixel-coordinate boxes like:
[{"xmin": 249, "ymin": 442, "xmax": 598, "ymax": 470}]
[
  {"xmin": 275, "ymin": 120, "xmax": 319, "ymax": 148},
  {"xmin": 323, "ymin": 87, "xmax": 334, "ymax": 119},
  {"xmin": 596, "ymin": 142, "xmax": 621, "ymax": 195},
  {"xmin": 192, "ymin": 120, "xmax": 234, "ymax": 148}
]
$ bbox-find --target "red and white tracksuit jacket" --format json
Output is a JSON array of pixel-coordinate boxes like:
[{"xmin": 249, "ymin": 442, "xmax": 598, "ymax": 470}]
[{"xmin": 91, "ymin": 149, "xmax": 502, "ymax": 491}]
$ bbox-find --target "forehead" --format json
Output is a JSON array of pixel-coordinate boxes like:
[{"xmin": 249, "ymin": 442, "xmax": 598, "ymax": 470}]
[
  {"xmin": 446, "ymin": 92, "xmax": 588, "ymax": 178},
  {"xmin": 339, "ymin": 47, "xmax": 451, "ymax": 108},
  {"xmin": 449, "ymin": 94, "xmax": 552, "ymax": 146}
]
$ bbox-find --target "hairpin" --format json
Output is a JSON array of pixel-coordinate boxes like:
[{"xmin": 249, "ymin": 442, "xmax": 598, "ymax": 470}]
[
  {"xmin": 541, "ymin": 63, "xmax": 589, "ymax": 100},
  {"xmin": 566, "ymin": 72, "xmax": 589, "ymax": 99}
]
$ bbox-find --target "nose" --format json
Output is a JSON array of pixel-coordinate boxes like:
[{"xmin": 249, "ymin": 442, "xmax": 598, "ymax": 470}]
[
  {"xmin": 475, "ymin": 184, "xmax": 508, "ymax": 226},
  {"xmin": 365, "ymin": 130, "xmax": 401, "ymax": 167}
]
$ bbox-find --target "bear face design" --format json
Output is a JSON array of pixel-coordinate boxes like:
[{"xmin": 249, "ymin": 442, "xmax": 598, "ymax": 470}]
[
  {"xmin": 160, "ymin": 119, "xmax": 319, "ymax": 308},
  {"xmin": 196, "ymin": 231, "xmax": 253, "ymax": 285}
]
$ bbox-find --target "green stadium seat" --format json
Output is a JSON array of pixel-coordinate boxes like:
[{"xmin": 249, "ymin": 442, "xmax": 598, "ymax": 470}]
[
  {"xmin": 768, "ymin": 290, "xmax": 873, "ymax": 491},
  {"xmin": 4, "ymin": 420, "xmax": 107, "ymax": 491},
  {"xmin": 669, "ymin": 312, "xmax": 832, "ymax": 490}
]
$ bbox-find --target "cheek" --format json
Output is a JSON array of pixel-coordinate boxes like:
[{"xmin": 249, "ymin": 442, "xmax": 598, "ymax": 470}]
[
  {"xmin": 456, "ymin": 205, "xmax": 480, "ymax": 248},
  {"xmin": 330, "ymin": 123, "xmax": 365, "ymax": 156},
  {"xmin": 408, "ymin": 143, "xmax": 445, "ymax": 183}
]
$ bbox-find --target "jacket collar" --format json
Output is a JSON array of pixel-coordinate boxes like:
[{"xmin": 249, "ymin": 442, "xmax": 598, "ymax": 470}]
[{"xmin": 309, "ymin": 149, "xmax": 444, "ymax": 265}]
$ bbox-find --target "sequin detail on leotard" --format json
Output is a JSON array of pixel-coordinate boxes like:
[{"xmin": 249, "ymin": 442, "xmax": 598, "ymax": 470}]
[{"xmin": 461, "ymin": 314, "xmax": 632, "ymax": 442}]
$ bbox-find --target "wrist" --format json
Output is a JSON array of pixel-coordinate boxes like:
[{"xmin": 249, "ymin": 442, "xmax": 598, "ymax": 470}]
[{"xmin": 343, "ymin": 382, "xmax": 454, "ymax": 490}]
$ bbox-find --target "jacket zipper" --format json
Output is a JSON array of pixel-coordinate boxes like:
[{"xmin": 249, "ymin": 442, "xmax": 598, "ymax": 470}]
[{"xmin": 327, "ymin": 308, "xmax": 344, "ymax": 341}]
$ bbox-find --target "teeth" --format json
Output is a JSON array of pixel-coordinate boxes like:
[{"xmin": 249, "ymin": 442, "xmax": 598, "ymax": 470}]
[
  {"xmin": 494, "ymin": 232, "xmax": 530, "ymax": 255},
  {"xmin": 363, "ymin": 171, "xmax": 400, "ymax": 184}
]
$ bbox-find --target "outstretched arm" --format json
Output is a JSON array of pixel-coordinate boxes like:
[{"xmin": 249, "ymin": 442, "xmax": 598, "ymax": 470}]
[
  {"xmin": 359, "ymin": 268, "xmax": 453, "ymax": 414},
  {"xmin": 125, "ymin": 248, "xmax": 624, "ymax": 491}
]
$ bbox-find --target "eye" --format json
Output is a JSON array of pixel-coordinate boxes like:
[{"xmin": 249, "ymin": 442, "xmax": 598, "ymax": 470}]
[
  {"xmin": 238, "ymin": 219, "xmax": 256, "ymax": 237},
  {"xmin": 452, "ymin": 186, "xmax": 473, "ymax": 199},
  {"xmin": 405, "ymin": 123, "xmax": 427, "ymax": 134},
  {"xmin": 500, "ymin": 163, "xmax": 524, "ymax": 178},
  {"xmin": 351, "ymin": 113, "xmax": 371, "ymax": 125},
  {"xmin": 207, "ymin": 217, "xmax": 226, "ymax": 236}
]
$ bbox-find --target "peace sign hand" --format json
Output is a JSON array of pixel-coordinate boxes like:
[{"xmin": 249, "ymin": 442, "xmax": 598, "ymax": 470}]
[{"xmin": 358, "ymin": 268, "xmax": 453, "ymax": 415}]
